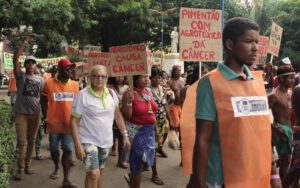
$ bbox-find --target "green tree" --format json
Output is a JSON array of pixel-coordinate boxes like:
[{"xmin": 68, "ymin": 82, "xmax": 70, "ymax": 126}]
[
  {"xmin": 3, "ymin": 0, "xmax": 74, "ymax": 58},
  {"xmin": 251, "ymin": 0, "xmax": 278, "ymax": 35},
  {"xmin": 275, "ymin": 0, "xmax": 300, "ymax": 71}
]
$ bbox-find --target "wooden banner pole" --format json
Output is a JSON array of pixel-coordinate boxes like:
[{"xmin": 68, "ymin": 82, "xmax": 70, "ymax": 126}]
[
  {"xmin": 199, "ymin": 62, "xmax": 202, "ymax": 78},
  {"xmin": 128, "ymin": 76, "xmax": 134, "ymax": 90},
  {"xmin": 270, "ymin": 55, "xmax": 274, "ymax": 64}
]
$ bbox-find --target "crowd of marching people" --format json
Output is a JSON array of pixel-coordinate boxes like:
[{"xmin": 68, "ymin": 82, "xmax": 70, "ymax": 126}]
[{"xmin": 6, "ymin": 17, "xmax": 300, "ymax": 188}]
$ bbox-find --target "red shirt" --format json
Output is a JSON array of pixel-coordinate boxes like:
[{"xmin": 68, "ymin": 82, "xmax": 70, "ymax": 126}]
[{"xmin": 129, "ymin": 89, "xmax": 158, "ymax": 125}]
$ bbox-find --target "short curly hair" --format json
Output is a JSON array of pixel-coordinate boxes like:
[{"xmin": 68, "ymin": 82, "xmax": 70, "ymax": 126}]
[{"xmin": 223, "ymin": 17, "xmax": 260, "ymax": 51}]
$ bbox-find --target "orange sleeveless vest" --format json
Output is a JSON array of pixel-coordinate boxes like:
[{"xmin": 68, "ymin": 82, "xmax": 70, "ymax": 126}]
[
  {"xmin": 45, "ymin": 78, "xmax": 79, "ymax": 134},
  {"xmin": 181, "ymin": 79, "xmax": 200, "ymax": 176},
  {"xmin": 181, "ymin": 70, "xmax": 271, "ymax": 187},
  {"xmin": 211, "ymin": 70, "xmax": 271, "ymax": 187}
]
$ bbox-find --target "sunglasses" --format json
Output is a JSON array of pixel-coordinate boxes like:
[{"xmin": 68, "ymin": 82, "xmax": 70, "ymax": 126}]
[{"xmin": 62, "ymin": 67, "xmax": 73, "ymax": 72}]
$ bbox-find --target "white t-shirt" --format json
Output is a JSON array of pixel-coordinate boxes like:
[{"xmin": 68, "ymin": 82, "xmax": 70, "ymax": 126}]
[{"xmin": 72, "ymin": 86, "xmax": 119, "ymax": 148}]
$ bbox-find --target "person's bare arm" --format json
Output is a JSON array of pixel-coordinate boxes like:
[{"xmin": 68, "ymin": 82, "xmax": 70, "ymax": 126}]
[
  {"xmin": 268, "ymin": 93, "xmax": 276, "ymax": 109},
  {"xmin": 271, "ymin": 151, "xmax": 282, "ymax": 188},
  {"xmin": 114, "ymin": 107, "xmax": 130, "ymax": 150},
  {"xmin": 188, "ymin": 119, "xmax": 214, "ymax": 188},
  {"xmin": 40, "ymin": 95, "xmax": 48, "ymax": 119},
  {"xmin": 70, "ymin": 115, "xmax": 86, "ymax": 161},
  {"xmin": 13, "ymin": 35, "xmax": 34, "ymax": 77},
  {"xmin": 121, "ymin": 89, "xmax": 134, "ymax": 121}
]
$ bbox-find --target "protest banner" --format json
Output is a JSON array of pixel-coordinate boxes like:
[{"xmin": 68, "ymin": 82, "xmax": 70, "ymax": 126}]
[
  {"xmin": 109, "ymin": 43, "xmax": 149, "ymax": 77},
  {"xmin": 268, "ymin": 22, "xmax": 283, "ymax": 57},
  {"xmin": 3, "ymin": 52, "xmax": 66, "ymax": 70},
  {"xmin": 179, "ymin": 8, "xmax": 222, "ymax": 62},
  {"xmin": 255, "ymin": 36, "xmax": 269, "ymax": 64},
  {"xmin": 83, "ymin": 45, "xmax": 101, "ymax": 62},
  {"xmin": 87, "ymin": 52, "xmax": 111, "ymax": 76}
]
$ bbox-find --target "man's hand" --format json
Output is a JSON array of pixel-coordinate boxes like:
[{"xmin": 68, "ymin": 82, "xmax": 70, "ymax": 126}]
[{"xmin": 26, "ymin": 34, "xmax": 35, "ymax": 43}]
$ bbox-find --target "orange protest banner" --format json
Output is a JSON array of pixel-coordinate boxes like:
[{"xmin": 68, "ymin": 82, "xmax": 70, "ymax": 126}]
[
  {"xmin": 255, "ymin": 36, "xmax": 269, "ymax": 64},
  {"xmin": 268, "ymin": 22, "xmax": 283, "ymax": 57},
  {"xmin": 179, "ymin": 8, "xmax": 222, "ymax": 62},
  {"xmin": 87, "ymin": 53, "xmax": 111, "ymax": 76},
  {"xmin": 109, "ymin": 44, "xmax": 149, "ymax": 77}
]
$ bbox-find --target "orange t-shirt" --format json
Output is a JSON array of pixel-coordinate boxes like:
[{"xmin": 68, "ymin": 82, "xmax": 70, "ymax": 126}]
[
  {"xmin": 42, "ymin": 73, "xmax": 52, "ymax": 80},
  {"xmin": 8, "ymin": 70, "xmax": 17, "ymax": 92},
  {"xmin": 42, "ymin": 77, "xmax": 79, "ymax": 133}
]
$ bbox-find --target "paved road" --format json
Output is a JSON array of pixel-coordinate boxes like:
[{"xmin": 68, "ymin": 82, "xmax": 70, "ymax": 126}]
[
  {"xmin": 1, "ymin": 88, "xmax": 189, "ymax": 188},
  {"xmin": 9, "ymin": 135, "xmax": 188, "ymax": 188}
]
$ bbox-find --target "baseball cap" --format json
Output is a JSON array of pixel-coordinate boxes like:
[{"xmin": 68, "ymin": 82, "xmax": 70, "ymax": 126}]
[
  {"xmin": 58, "ymin": 58, "xmax": 76, "ymax": 68},
  {"xmin": 24, "ymin": 56, "xmax": 36, "ymax": 64}
]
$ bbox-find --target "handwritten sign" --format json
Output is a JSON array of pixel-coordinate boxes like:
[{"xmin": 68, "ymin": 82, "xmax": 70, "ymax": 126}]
[
  {"xmin": 87, "ymin": 53, "xmax": 111, "ymax": 76},
  {"xmin": 109, "ymin": 44, "xmax": 148, "ymax": 77},
  {"xmin": 179, "ymin": 8, "xmax": 222, "ymax": 62},
  {"xmin": 83, "ymin": 45, "xmax": 101, "ymax": 62},
  {"xmin": 268, "ymin": 22, "xmax": 283, "ymax": 57},
  {"xmin": 255, "ymin": 36, "xmax": 269, "ymax": 64}
]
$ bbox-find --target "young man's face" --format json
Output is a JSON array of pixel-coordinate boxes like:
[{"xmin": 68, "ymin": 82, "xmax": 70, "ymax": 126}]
[
  {"xmin": 231, "ymin": 29, "xmax": 259, "ymax": 67},
  {"xmin": 282, "ymin": 75, "xmax": 295, "ymax": 88},
  {"xmin": 24, "ymin": 60, "xmax": 37, "ymax": 72}
]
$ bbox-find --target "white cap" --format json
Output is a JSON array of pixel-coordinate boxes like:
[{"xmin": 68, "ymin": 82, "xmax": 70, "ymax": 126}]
[{"xmin": 282, "ymin": 57, "xmax": 291, "ymax": 65}]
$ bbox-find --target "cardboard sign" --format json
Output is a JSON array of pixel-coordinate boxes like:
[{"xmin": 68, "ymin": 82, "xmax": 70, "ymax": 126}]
[
  {"xmin": 152, "ymin": 52, "xmax": 161, "ymax": 67},
  {"xmin": 83, "ymin": 45, "xmax": 101, "ymax": 62},
  {"xmin": 268, "ymin": 22, "xmax": 283, "ymax": 57},
  {"xmin": 151, "ymin": 51, "xmax": 165, "ymax": 70},
  {"xmin": 255, "ymin": 36, "xmax": 269, "ymax": 64},
  {"xmin": 3, "ymin": 52, "xmax": 66, "ymax": 69},
  {"xmin": 109, "ymin": 44, "xmax": 148, "ymax": 77},
  {"xmin": 179, "ymin": 8, "xmax": 222, "ymax": 62},
  {"xmin": 87, "ymin": 53, "xmax": 111, "ymax": 76}
]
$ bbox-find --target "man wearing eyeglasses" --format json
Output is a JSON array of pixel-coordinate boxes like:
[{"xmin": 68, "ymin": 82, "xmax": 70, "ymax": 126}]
[{"xmin": 41, "ymin": 58, "xmax": 79, "ymax": 188}]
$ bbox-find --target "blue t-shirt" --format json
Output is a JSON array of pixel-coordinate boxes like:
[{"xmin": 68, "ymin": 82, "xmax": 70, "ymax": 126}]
[{"xmin": 195, "ymin": 62, "xmax": 253, "ymax": 185}]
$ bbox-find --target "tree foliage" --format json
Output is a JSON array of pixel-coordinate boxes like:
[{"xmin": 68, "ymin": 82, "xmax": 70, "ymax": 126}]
[
  {"xmin": 1, "ymin": 0, "xmax": 253, "ymax": 58},
  {"xmin": 275, "ymin": 0, "xmax": 300, "ymax": 71},
  {"xmin": 251, "ymin": 0, "xmax": 278, "ymax": 35}
]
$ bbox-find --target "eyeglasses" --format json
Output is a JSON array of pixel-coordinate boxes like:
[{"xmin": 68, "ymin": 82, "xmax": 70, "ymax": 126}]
[{"xmin": 92, "ymin": 75, "xmax": 107, "ymax": 80}]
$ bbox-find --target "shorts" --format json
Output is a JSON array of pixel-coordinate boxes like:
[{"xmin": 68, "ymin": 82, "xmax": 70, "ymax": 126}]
[
  {"xmin": 170, "ymin": 104, "xmax": 182, "ymax": 128},
  {"xmin": 49, "ymin": 133, "xmax": 74, "ymax": 152},
  {"xmin": 293, "ymin": 130, "xmax": 300, "ymax": 168},
  {"xmin": 82, "ymin": 143, "xmax": 109, "ymax": 171},
  {"xmin": 272, "ymin": 122, "xmax": 293, "ymax": 156}
]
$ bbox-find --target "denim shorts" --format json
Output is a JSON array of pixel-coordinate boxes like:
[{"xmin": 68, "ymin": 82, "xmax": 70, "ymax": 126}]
[{"xmin": 49, "ymin": 133, "xmax": 74, "ymax": 152}]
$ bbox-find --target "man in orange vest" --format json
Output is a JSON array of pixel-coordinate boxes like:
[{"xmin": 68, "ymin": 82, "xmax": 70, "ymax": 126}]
[
  {"xmin": 187, "ymin": 17, "xmax": 280, "ymax": 188},
  {"xmin": 269, "ymin": 65, "xmax": 295, "ymax": 183},
  {"xmin": 41, "ymin": 58, "xmax": 79, "ymax": 188}
]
